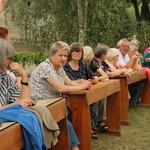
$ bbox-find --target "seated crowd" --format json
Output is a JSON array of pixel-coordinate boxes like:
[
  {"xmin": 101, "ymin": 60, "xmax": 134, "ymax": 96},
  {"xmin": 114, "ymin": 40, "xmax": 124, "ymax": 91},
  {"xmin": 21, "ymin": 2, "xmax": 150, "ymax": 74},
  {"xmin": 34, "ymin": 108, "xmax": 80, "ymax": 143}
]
[{"xmin": 0, "ymin": 26, "xmax": 149, "ymax": 150}]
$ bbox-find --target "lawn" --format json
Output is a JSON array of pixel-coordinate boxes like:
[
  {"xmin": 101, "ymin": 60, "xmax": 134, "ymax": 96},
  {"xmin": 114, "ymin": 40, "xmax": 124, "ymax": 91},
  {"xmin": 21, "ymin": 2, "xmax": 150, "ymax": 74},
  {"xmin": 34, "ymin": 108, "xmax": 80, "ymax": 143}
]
[{"xmin": 91, "ymin": 106, "xmax": 150, "ymax": 150}]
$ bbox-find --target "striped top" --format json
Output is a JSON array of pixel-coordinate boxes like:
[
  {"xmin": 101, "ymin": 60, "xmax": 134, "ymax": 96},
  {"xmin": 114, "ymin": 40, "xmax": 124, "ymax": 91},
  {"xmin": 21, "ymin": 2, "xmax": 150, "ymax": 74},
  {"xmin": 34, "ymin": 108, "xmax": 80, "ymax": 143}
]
[{"xmin": 0, "ymin": 72, "xmax": 20, "ymax": 106}]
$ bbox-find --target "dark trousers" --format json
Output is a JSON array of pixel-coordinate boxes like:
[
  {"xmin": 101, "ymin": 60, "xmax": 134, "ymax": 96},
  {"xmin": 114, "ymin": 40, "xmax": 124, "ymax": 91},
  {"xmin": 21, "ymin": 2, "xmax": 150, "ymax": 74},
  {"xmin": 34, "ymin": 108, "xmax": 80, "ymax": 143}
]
[{"xmin": 128, "ymin": 81, "xmax": 144, "ymax": 108}]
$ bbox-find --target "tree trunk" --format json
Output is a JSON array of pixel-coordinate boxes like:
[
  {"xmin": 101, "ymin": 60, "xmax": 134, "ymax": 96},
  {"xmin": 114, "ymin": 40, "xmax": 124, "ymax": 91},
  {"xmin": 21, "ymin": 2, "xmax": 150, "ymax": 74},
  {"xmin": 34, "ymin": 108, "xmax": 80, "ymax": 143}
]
[
  {"xmin": 141, "ymin": 0, "xmax": 150, "ymax": 21},
  {"xmin": 131, "ymin": 0, "xmax": 140, "ymax": 21},
  {"xmin": 77, "ymin": 0, "xmax": 88, "ymax": 44},
  {"xmin": 131, "ymin": 0, "xmax": 150, "ymax": 21}
]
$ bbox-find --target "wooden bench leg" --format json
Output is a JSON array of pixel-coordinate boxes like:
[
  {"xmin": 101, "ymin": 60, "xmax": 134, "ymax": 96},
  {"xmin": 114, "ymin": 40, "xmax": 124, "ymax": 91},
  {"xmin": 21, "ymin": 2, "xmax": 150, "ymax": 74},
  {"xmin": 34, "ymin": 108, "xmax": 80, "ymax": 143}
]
[
  {"xmin": 49, "ymin": 118, "xmax": 70, "ymax": 150},
  {"xmin": 67, "ymin": 95, "xmax": 91, "ymax": 150},
  {"xmin": 106, "ymin": 91, "xmax": 121, "ymax": 136},
  {"xmin": 120, "ymin": 78, "xmax": 130, "ymax": 125}
]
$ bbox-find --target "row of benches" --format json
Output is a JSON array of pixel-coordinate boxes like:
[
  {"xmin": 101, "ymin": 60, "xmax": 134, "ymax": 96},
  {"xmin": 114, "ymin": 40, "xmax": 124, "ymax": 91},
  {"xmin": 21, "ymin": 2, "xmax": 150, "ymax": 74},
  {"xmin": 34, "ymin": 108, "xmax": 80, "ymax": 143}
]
[{"xmin": 0, "ymin": 70, "xmax": 149, "ymax": 150}]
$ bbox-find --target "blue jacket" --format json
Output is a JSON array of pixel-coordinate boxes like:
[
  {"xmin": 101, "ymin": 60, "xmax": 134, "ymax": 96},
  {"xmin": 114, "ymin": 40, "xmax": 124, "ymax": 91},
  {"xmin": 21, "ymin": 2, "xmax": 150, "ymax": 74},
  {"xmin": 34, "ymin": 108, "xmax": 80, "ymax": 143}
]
[{"xmin": 0, "ymin": 104, "xmax": 47, "ymax": 150}]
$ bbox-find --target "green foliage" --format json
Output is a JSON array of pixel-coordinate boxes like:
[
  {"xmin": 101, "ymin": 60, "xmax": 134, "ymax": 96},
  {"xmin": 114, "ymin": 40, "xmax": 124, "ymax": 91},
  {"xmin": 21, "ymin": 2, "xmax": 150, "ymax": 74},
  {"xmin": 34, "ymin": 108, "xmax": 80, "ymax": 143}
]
[
  {"xmin": 12, "ymin": 52, "xmax": 49, "ymax": 66},
  {"xmin": 127, "ymin": 21, "xmax": 150, "ymax": 52},
  {"xmin": 86, "ymin": 0, "xmax": 131, "ymax": 47},
  {"xmin": 4, "ymin": 0, "xmax": 150, "ymax": 52}
]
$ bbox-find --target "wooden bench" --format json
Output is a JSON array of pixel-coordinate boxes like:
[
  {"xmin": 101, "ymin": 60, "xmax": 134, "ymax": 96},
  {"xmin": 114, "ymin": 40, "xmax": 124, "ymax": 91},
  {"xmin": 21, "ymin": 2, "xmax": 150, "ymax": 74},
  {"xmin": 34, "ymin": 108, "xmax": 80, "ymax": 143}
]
[
  {"xmin": 0, "ymin": 98, "xmax": 70, "ymax": 150},
  {"xmin": 115, "ymin": 70, "xmax": 147, "ymax": 125},
  {"xmin": 140, "ymin": 70, "xmax": 150, "ymax": 106},
  {"xmin": 67, "ymin": 79, "xmax": 121, "ymax": 150}
]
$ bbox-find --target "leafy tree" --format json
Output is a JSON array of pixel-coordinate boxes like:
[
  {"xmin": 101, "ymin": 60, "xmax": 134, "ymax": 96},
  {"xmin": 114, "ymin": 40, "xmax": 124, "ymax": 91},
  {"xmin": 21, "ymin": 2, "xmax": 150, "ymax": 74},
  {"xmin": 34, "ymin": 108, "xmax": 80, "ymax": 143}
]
[
  {"xmin": 86, "ymin": 0, "xmax": 131, "ymax": 47},
  {"xmin": 4, "ymin": 0, "xmax": 149, "ymax": 53},
  {"xmin": 126, "ymin": 0, "xmax": 150, "ymax": 50}
]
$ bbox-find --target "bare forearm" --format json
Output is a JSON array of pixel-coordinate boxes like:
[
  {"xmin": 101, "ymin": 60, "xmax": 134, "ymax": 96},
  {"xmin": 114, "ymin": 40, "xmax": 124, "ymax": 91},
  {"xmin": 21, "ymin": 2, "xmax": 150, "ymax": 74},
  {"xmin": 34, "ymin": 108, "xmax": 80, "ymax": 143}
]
[
  {"xmin": 106, "ymin": 70, "xmax": 123, "ymax": 78},
  {"xmin": 56, "ymin": 84, "xmax": 85, "ymax": 93},
  {"xmin": 125, "ymin": 57, "xmax": 137, "ymax": 69},
  {"xmin": 98, "ymin": 75, "xmax": 109, "ymax": 81},
  {"xmin": 19, "ymin": 85, "xmax": 31, "ymax": 99},
  {"xmin": 19, "ymin": 76, "xmax": 31, "ymax": 99}
]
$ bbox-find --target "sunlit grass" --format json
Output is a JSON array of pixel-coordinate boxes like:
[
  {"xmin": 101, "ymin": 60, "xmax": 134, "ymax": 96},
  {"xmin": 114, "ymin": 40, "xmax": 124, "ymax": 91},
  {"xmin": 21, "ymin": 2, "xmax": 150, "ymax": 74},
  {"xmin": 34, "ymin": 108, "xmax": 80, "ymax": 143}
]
[{"xmin": 92, "ymin": 106, "xmax": 150, "ymax": 150}]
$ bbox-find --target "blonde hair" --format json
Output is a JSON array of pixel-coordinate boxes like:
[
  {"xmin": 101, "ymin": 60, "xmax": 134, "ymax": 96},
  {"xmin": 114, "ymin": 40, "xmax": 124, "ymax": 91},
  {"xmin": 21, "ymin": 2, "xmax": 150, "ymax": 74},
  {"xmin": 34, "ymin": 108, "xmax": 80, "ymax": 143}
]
[
  {"xmin": 129, "ymin": 39, "xmax": 139, "ymax": 52},
  {"xmin": 107, "ymin": 48, "xmax": 119, "ymax": 60},
  {"xmin": 129, "ymin": 44, "xmax": 136, "ymax": 52},
  {"xmin": 83, "ymin": 46, "xmax": 94, "ymax": 61}
]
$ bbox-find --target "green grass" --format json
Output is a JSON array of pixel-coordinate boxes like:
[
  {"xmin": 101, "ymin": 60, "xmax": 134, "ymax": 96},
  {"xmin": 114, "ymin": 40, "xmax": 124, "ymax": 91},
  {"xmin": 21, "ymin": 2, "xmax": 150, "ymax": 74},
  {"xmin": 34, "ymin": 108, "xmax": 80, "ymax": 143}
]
[{"xmin": 92, "ymin": 106, "xmax": 150, "ymax": 150}]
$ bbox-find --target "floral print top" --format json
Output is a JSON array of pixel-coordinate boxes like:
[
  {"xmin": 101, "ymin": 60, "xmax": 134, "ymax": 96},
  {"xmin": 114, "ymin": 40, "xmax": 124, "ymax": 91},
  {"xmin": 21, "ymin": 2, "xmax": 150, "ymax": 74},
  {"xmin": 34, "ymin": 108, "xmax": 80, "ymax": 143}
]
[{"xmin": 30, "ymin": 58, "xmax": 66, "ymax": 101}]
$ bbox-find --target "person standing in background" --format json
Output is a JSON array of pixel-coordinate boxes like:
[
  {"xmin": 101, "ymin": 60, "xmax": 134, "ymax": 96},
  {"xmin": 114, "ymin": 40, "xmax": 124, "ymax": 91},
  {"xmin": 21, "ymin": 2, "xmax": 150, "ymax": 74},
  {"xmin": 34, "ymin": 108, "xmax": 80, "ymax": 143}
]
[{"xmin": 64, "ymin": 43, "xmax": 109, "ymax": 139}]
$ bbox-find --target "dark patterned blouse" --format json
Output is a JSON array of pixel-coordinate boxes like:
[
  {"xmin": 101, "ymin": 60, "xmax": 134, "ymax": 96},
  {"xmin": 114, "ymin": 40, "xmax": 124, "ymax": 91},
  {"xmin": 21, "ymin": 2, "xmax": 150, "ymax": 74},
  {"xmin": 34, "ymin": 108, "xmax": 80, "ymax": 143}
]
[
  {"xmin": 63, "ymin": 61, "xmax": 93, "ymax": 80},
  {"xmin": 89, "ymin": 58, "xmax": 100, "ymax": 73},
  {"xmin": 92, "ymin": 57, "xmax": 111, "ymax": 72}
]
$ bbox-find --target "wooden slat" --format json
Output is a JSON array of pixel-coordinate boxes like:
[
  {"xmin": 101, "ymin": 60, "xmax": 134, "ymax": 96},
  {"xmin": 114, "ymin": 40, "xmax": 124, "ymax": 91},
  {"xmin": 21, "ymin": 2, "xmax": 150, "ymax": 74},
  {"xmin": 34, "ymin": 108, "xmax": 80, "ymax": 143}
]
[
  {"xmin": 0, "ymin": 122, "xmax": 15, "ymax": 131},
  {"xmin": 69, "ymin": 79, "xmax": 120, "ymax": 105},
  {"xmin": 0, "ymin": 124, "xmax": 24, "ymax": 150},
  {"xmin": 0, "ymin": 98, "xmax": 69, "ymax": 150},
  {"xmin": 36, "ymin": 98, "xmax": 67, "ymax": 122},
  {"xmin": 67, "ymin": 79, "xmax": 121, "ymax": 150},
  {"xmin": 126, "ymin": 70, "xmax": 147, "ymax": 85},
  {"xmin": 87, "ymin": 80, "xmax": 120, "ymax": 105},
  {"xmin": 113, "ymin": 70, "xmax": 147, "ymax": 125}
]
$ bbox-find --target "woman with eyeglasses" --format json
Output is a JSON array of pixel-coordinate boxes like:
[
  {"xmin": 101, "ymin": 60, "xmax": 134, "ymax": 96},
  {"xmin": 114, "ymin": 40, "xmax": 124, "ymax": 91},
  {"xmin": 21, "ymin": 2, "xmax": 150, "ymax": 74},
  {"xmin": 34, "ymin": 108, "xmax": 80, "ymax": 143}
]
[
  {"xmin": 63, "ymin": 42, "xmax": 110, "ymax": 139},
  {"xmin": 0, "ymin": 38, "xmax": 33, "ymax": 109},
  {"xmin": 0, "ymin": 38, "xmax": 48, "ymax": 149},
  {"xmin": 0, "ymin": 27, "xmax": 22, "ymax": 89}
]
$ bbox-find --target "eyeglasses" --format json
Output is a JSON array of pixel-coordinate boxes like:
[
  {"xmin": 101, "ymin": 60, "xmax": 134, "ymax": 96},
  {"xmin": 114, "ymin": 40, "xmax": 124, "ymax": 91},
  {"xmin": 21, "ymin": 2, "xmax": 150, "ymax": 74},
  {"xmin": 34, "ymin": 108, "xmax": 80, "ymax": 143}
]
[{"xmin": 72, "ymin": 51, "xmax": 82, "ymax": 54}]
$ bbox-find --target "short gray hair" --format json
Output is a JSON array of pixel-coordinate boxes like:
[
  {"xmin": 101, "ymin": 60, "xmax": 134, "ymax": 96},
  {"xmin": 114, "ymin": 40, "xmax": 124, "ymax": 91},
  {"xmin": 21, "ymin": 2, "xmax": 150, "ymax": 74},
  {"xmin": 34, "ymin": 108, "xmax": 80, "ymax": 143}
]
[
  {"xmin": 0, "ymin": 38, "xmax": 14, "ymax": 72},
  {"xmin": 94, "ymin": 43, "xmax": 109, "ymax": 58},
  {"xmin": 49, "ymin": 41, "xmax": 70, "ymax": 56},
  {"xmin": 107, "ymin": 48, "xmax": 119, "ymax": 60},
  {"xmin": 130, "ymin": 39, "xmax": 139, "ymax": 46},
  {"xmin": 116, "ymin": 39, "xmax": 129, "ymax": 48}
]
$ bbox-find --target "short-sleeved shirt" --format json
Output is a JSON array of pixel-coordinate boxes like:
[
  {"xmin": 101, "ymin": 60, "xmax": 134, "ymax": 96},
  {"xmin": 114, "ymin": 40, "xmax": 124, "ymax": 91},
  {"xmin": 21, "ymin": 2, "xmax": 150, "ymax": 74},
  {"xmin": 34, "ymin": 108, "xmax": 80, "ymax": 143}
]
[
  {"xmin": 89, "ymin": 59, "xmax": 100, "ymax": 73},
  {"xmin": 92, "ymin": 57, "xmax": 111, "ymax": 72},
  {"xmin": 30, "ymin": 58, "xmax": 66, "ymax": 100},
  {"xmin": 0, "ymin": 72, "xmax": 20, "ymax": 106},
  {"xmin": 117, "ymin": 51, "xmax": 130, "ymax": 67},
  {"xmin": 63, "ymin": 61, "xmax": 93, "ymax": 80}
]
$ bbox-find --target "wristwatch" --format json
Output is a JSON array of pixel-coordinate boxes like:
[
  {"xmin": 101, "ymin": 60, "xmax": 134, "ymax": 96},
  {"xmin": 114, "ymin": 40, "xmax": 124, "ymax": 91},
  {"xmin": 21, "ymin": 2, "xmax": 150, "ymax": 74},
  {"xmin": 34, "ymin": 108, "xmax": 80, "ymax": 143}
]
[{"xmin": 21, "ymin": 80, "xmax": 29, "ymax": 86}]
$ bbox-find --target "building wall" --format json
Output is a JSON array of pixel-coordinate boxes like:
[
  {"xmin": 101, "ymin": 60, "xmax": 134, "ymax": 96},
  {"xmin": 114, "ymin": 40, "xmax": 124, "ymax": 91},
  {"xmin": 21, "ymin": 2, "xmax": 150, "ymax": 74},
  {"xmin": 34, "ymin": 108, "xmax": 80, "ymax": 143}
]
[{"xmin": 0, "ymin": 0, "xmax": 21, "ymax": 42}]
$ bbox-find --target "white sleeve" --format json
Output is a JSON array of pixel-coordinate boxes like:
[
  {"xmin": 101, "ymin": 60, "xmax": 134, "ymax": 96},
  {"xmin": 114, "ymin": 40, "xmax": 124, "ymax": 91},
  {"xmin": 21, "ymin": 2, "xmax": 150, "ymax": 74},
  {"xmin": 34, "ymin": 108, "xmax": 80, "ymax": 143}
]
[{"xmin": 117, "ymin": 53, "xmax": 130, "ymax": 67}]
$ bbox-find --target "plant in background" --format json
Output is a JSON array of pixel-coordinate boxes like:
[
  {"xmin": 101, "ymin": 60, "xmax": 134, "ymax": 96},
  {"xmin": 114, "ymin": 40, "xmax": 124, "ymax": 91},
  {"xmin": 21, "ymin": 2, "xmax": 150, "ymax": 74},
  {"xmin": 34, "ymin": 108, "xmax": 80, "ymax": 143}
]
[
  {"xmin": 12, "ymin": 52, "xmax": 49, "ymax": 66},
  {"xmin": 4, "ymin": 0, "xmax": 150, "ymax": 53}
]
